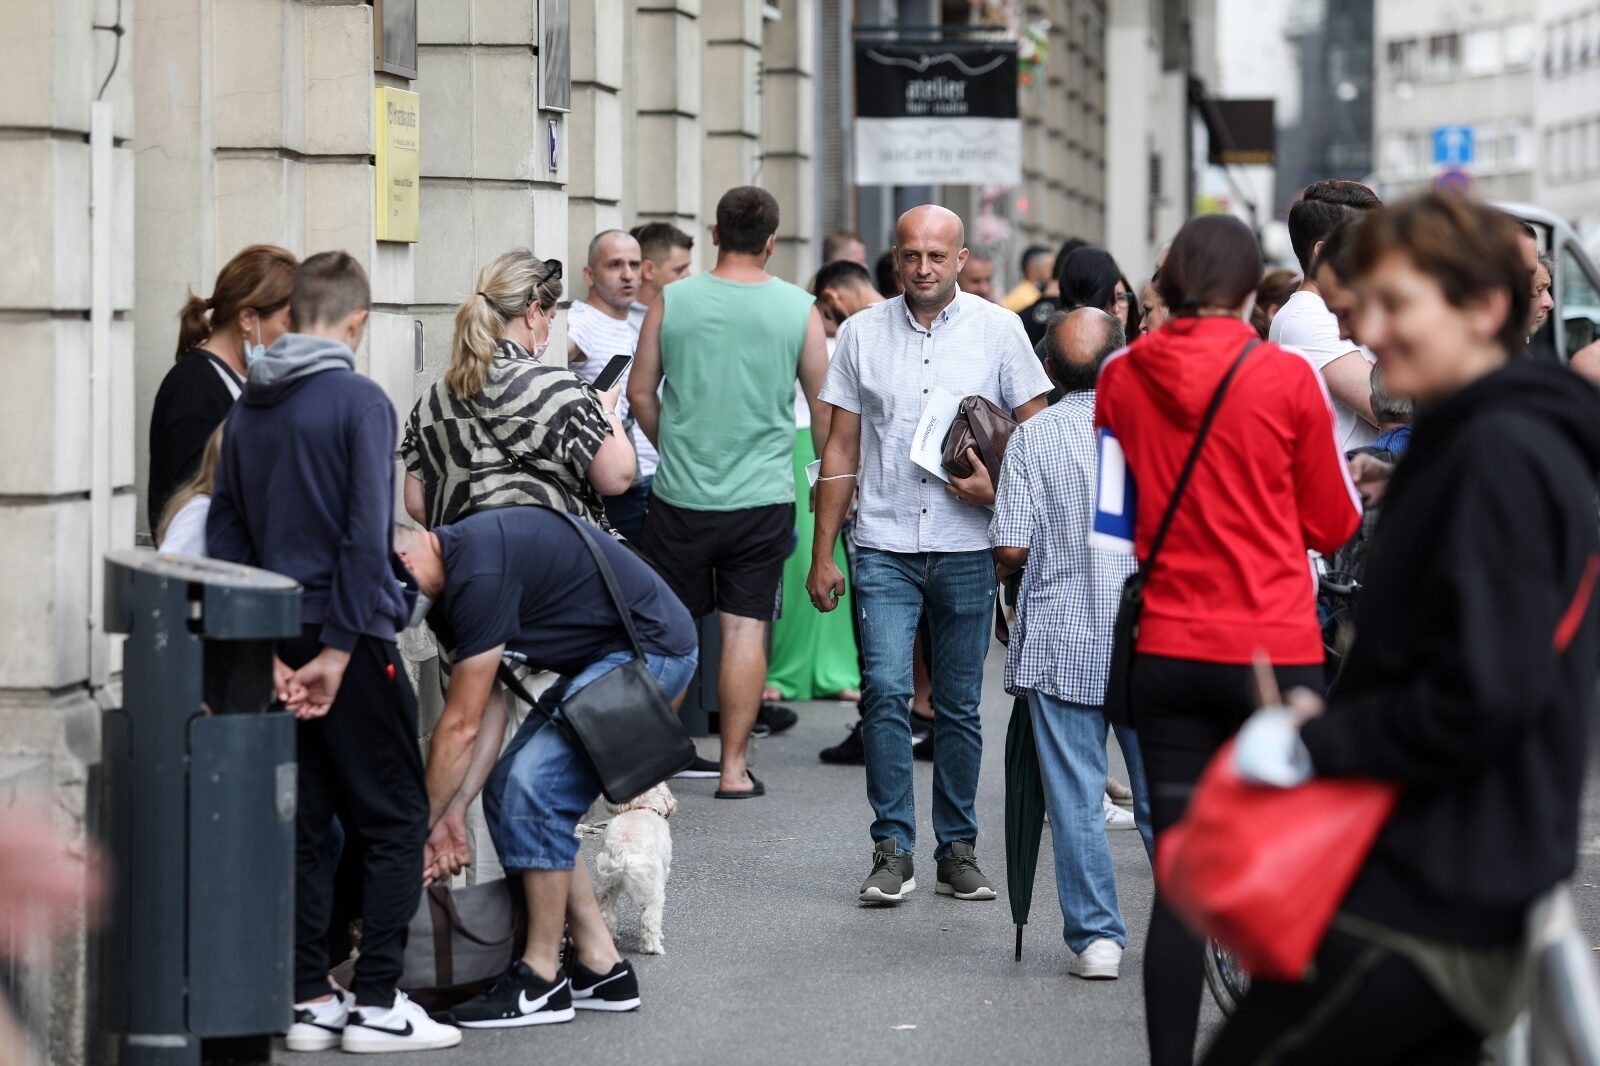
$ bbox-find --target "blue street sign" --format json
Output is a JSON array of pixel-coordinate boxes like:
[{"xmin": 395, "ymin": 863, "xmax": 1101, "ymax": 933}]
[{"xmin": 1433, "ymin": 125, "xmax": 1474, "ymax": 166}]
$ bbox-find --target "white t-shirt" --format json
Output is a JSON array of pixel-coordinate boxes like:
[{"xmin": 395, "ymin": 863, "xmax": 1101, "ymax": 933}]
[
  {"xmin": 567, "ymin": 300, "xmax": 659, "ymax": 478},
  {"xmin": 159, "ymin": 495, "xmax": 211, "ymax": 557},
  {"xmin": 1269, "ymin": 290, "xmax": 1377, "ymax": 451},
  {"xmin": 793, "ymin": 336, "xmax": 837, "ymax": 429}
]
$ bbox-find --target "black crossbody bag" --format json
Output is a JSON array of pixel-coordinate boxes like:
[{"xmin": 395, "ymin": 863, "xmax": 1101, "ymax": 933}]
[
  {"xmin": 1103, "ymin": 338, "xmax": 1258, "ymax": 727},
  {"xmin": 495, "ymin": 508, "xmax": 696, "ymax": 803}
]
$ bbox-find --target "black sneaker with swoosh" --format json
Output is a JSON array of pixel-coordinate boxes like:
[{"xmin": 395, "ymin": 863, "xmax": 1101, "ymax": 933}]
[
  {"xmin": 447, "ymin": 960, "xmax": 576, "ymax": 1029},
  {"xmin": 570, "ymin": 958, "xmax": 641, "ymax": 1012}
]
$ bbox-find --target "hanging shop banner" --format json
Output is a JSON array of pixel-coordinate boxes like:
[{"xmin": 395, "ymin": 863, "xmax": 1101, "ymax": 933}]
[
  {"xmin": 1204, "ymin": 99, "xmax": 1276, "ymax": 166},
  {"xmin": 854, "ymin": 41, "xmax": 1020, "ymax": 186}
]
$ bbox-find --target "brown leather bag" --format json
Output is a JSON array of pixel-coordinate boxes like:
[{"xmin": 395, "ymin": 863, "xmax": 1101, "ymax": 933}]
[{"xmin": 941, "ymin": 395, "xmax": 1018, "ymax": 485}]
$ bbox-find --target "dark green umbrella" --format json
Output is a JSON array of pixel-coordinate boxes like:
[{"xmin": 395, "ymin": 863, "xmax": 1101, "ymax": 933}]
[{"xmin": 1004, "ymin": 694, "xmax": 1047, "ymax": 960}]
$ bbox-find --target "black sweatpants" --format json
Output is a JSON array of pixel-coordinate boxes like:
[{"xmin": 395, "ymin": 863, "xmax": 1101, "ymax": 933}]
[
  {"xmin": 282, "ymin": 629, "xmax": 428, "ymax": 1006},
  {"xmin": 1133, "ymin": 654, "xmax": 1323, "ymax": 1066},
  {"xmin": 1200, "ymin": 925, "xmax": 1482, "ymax": 1065}
]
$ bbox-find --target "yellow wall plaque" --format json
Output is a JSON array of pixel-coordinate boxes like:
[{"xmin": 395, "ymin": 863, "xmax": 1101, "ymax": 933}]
[{"xmin": 375, "ymin": 87, "xmax": 420, "ymax": 242}]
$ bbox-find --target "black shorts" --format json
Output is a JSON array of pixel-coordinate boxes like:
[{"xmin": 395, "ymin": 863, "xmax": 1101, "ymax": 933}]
[{"xmin": 638, "ymin": 498, "xmax": 794, "ymax": 620}]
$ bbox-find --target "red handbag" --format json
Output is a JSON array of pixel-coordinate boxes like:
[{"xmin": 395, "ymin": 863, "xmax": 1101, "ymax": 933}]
[{"xmin": 1154, "ymin": 739, "xmax": 1399, "ymax": 981}]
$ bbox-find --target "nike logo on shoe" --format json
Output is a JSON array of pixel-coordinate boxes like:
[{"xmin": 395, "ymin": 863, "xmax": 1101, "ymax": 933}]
[
  {"xmin": 518, "ymin": 979, "xmax": 566, "ymax": 1014},
  {"xmin": 352, "ymin": 1019, "xmax": 414, "ymax": 1038}
]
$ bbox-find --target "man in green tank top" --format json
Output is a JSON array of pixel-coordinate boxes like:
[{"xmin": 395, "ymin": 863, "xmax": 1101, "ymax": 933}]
[{"xmin": 629, "ymin": 186, "xmax": 831, "ymax": 800}]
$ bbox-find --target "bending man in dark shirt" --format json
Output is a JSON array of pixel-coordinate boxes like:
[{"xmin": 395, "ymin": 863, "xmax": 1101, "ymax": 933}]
[{"xmin": 396, "ymin": 507, "xmax": 697, "ymax": 1029}]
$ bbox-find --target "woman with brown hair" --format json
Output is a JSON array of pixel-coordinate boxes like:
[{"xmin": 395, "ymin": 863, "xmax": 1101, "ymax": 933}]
[
  {"xmin": 147, "ymin": 244, "xmax": 298, "ymax": 532},
  {"xmin": 1093, "ymin": 213, "xmax": 1363, "ymax": 1065},
  {"xmin": 401, "ymin": 250, "xmax": 636, "ymax": 530},
  {"xmin": 1250, "ymin": 267, "xmax": 1301, "ymax": 339},
  {"xmin": 1203, "ymin": 194, "xmax": 1600, "ymax": 1064}
]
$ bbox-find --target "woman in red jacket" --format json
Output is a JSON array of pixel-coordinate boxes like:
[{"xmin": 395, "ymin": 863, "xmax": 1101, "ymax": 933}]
[{"xmin": 1094, "ymin": 214, "xmax": 1362, "ymax": 1065}]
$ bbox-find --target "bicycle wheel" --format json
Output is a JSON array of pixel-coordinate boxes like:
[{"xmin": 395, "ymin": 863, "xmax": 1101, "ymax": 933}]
[{"xmin": 1204, "ymin": 939, "xmax": 1251, "ymax": 1016}]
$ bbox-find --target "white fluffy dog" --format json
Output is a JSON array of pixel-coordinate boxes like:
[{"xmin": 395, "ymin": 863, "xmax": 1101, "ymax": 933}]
[{"xmin": 593, "ymin": 782, "xmax": 676, "ymax": 955}]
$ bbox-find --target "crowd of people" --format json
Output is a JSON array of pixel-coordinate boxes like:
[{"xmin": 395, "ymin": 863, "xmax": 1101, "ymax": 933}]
[{"xmin": 141, "ymin": 174, "xmax": 1600, "ymax": 1063}]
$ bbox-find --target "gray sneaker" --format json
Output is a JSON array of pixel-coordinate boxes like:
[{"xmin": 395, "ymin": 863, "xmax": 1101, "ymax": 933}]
[
  {"xmin": 859, "ymin": 839, "xmax": 916, "ymax": 905},
  {"xmin": 936, "ymin": 843, "xmax": 997, "ymax": 901}
]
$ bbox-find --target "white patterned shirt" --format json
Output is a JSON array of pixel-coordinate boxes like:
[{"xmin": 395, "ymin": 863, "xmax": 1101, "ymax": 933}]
[
  {"xmin": 990, "ymin": 391, "xmax": 1136, "ymax": 705},
  {"xmin": 819, "ymin": 291, "xmax": 1052, "ymax": 553},
  {"xmin": 568, "ymin": 300, "xmax": 659, "ymax": 477}
]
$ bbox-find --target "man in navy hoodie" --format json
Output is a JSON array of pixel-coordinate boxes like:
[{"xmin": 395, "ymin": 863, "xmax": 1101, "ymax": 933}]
[{"xmin": 208, "ymin": 252, "xmax": 460, "ymax": 1054}]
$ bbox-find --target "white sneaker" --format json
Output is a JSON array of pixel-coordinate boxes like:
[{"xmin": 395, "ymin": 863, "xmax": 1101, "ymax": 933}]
[
  {"xmin": 342, "ymin": 990, "xmax": 463, "ymax": 1053},
  {"xmin": 286, "ymin": 992, "xmax": 351, "ymax": 1052},
  {"xmin": 1103, "ymin": 795, "xmax": 1137, "ymax": 831},
  {"xmin": 1069, "ymin": 938, "xmax": 1123, "ymax": 980}
]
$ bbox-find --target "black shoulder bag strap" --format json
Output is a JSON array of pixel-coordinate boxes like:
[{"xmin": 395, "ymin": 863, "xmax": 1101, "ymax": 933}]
[
  {"xmin": 1140, "ymin": 337, "xmax": 1259, "ymax": 578},
  {"xmin": 494, "ymin": 507, "xmax": 644, "ymax": 715}
]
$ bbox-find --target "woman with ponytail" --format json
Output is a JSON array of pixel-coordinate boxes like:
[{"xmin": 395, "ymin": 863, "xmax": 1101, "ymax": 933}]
[
  {"xmin": 1094, "ymin": 214, "xmax": 1363, "ymax": 1064},
  {"xmin": 401, "ymin": 250, "xmax": 636, "ymax": 529},
  {"xmin": 147, "ymin": 244, "xmax": 298, "ymax": 532}
]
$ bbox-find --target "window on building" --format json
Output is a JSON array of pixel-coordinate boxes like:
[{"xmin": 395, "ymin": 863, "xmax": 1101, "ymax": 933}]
[
  {"xmin": 1504, "ymin": 22, "xmax": 1538, "ymax": 69},
  {"xmin": 1464, "ymin": 28, "xmax": 1502, "ymax": 75},
  {"xmin": 1426, "ymin": 33, "xmax": 1461, "ymax": 79},
  {"xmin": 1381, "ymin": 132, "xmax": 1407, "ymax": 178},
  {"xmin": 1386, "ymin": 38, "xmax": 1421, "ymax": 82},
  {"xmin": 1508, "ymin": 125, "xmax": 1534, "ymax": 172},
  {"xmin": 1478, "ymin": 127, "xmax": 1502, "ymax": 174}
]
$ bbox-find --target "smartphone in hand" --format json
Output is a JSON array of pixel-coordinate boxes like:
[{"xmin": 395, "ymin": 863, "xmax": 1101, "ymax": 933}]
[{"xmin": 592, "ymin": 354, "xmax": 634, "ymax": 393}]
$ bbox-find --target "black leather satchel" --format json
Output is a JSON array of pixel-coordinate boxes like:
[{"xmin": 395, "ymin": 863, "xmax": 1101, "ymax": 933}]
[
  {"xmin": 498, "ymin": 509, "xmax": 696, "ymax": 803},
  {"xmin": 1104, "ymin": 338, "xmax": 1258, "ymax": 727}
]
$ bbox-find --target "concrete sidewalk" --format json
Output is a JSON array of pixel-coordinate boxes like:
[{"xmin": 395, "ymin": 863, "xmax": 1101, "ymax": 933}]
[{"xmin": 287, "ymin": 645, "xmax": 1173, "ymax": 1065}]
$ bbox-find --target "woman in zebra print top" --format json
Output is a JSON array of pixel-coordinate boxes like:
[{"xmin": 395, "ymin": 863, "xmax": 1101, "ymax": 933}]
[{"xmin": 402, "ymin": 251, "xmax": 638, "ymax": 530}]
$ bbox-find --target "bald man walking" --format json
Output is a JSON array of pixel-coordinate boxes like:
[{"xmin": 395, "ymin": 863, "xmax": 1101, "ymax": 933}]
[{"xmin": 809, "ymin": 205, "xmax": 1052, "ymax": 905}]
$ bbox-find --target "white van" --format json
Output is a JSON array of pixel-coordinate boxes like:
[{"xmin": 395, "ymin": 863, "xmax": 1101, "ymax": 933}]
[{"xmin": 1497, "ymin": 202, "xmax": 1600, "ymax": 364}]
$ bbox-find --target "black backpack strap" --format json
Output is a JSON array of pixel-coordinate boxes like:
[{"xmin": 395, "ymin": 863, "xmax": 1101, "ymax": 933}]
[{"xmin": 1142, "ymin": 337, "xmax": 1258, "ymax": 576}]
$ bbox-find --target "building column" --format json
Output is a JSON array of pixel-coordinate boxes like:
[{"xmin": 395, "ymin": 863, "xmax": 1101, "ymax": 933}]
[
  {"xmin": 635, "ymin": 1, "xmax": 702, "ymax": 258},
  {"xmin": 761, "ymin": 1, "xmax": 816, "ymax": 283},
  {"xmin": 568, "ymin": 0, "xmax": 629, "ymax": 272},
  {"xmin": 1, "ymin": 1, "xmax": 134, "ymax": 1061},
  {"xmin": 701, "ymin": 1, "xmax": 764, "ymax": 249}
]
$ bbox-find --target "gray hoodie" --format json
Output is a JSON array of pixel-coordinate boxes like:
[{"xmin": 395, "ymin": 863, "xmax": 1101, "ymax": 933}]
[{"xmin": 244, "ymin": 332, "xmax": 356, "ymax": 405}]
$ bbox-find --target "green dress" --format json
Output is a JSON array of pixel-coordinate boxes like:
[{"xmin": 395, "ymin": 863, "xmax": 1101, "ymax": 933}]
[{"xmin": 765, "ymin": 429, "xmax": 862, "ymax": 699}]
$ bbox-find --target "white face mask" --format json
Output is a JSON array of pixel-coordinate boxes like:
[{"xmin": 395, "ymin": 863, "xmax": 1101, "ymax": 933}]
[
  {"xmin": 243, "ymin": 318, "xmax": 266, "ymax": 368},
  {"xmin": 529, "ymin": 303, "xmax": 551, "ymax": 360}
]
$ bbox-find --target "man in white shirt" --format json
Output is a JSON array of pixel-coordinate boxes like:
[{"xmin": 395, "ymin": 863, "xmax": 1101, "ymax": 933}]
[
  {"xmin": 568, "ymin": 230, "xmax": 657, "ymax": 539},
  {"xmin": 810, "ymin": 205, "xmax": 1052, "ymax": 907},
  {"xmin": 1270, "ymin": 180, "xmax": 1382, "ymax": 451}
]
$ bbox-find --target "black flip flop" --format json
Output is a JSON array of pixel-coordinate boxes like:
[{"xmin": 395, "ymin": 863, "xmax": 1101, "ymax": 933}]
[{"xmin": 714, "ymin": 772, "xmax": 766, "ymax": 800}]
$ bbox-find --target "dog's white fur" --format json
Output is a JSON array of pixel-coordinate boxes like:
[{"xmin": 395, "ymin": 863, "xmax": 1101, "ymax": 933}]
[{"xmin": 593, "ymin": 783, "xmax": 676, "ymax": 955}]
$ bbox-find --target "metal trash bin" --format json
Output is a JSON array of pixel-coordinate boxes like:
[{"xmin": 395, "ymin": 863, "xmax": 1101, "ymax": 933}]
[{"xmin": 100, "ymin": 550, "xmax": 301, "ymax": 1065}]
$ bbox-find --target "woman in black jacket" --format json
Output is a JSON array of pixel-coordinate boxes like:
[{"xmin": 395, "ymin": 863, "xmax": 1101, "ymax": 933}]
[
  {"xmin": 1205, "ymin": 194, "xmax": 1600, "ymax": 1063},
  {"xmin": 147, "ymin": 245, "xmax": 298, "ymax": 532}
]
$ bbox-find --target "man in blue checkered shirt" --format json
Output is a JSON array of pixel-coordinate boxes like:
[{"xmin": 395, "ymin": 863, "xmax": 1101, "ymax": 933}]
[{"xmin": 991, "ymin": 307, "xmax": 1153, "ymax": 982}]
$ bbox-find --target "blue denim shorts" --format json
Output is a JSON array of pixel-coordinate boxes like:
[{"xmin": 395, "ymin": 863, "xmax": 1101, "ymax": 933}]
[{"xmin": 483, "ymin": 649, "xmax": 696, "ymax": 871}]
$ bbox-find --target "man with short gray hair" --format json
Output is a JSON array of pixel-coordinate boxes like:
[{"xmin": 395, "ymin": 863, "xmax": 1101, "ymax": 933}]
[
  {"xmin": 958, "ymin": 246, "xmax": 997, "ymax": 302},
  {"xmin": 810, "ymin": 204, "xmax": 1051, "ymax": 906},
  {"xmin": 992, "ymin": 306, "xmax": 1150, "ymax": 981}
]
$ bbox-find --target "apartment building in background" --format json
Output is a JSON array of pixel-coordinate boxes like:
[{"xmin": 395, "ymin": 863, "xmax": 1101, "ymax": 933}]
[{"xmin": 1372, "ymin": 0, "xmax": 1538, "ymax": 200}]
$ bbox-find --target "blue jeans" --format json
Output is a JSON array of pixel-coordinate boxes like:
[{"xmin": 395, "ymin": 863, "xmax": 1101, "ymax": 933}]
[
  {"xmin": 1027, "ymin": 689, "xmax": 1154, "ymax": 951},
  {"xmin": 484, "ymin": 648, "xmax": 697, "ymax": 871},
  {"xmin": 854, "ymin": 548, "xmax": 994, "ymax": 857}
]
